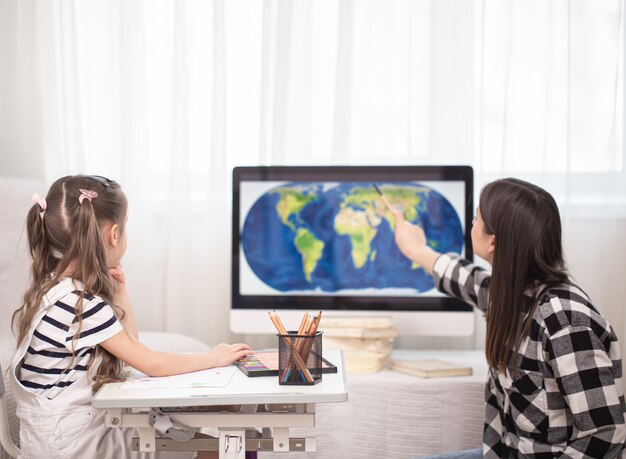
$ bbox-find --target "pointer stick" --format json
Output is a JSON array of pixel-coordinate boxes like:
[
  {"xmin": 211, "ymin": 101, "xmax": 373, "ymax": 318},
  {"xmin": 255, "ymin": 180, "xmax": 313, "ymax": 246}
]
[{"xmin": 372, "ymin": 183, "xmax": 395, "ymax": 213}]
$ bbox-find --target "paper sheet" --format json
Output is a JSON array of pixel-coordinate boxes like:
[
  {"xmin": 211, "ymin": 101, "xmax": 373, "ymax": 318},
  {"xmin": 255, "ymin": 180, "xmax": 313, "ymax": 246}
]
[{"xmin": 121, "ymin": 365, "xmax": 236, "ymax": 390}]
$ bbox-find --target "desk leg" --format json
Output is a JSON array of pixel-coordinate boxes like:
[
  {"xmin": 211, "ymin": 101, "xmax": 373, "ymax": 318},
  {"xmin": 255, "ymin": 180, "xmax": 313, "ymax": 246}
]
[
  {"xmin": 219, "ymin": 428, "xmax": 246, "ymax": 459},
  {"xmin": 272, "ymin": 427, "xmax": 289, "ymax": 453},
  {"xmin": 138, "ymin": 427, "xmax": 156, "ymax": 452}
]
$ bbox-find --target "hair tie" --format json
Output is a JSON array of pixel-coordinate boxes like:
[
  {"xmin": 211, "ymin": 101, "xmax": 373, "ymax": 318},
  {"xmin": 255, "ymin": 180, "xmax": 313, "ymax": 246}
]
[
  {"xmin": 78, "ymin": 189, "xmax": 98, "ymax": 204},
  {"xmin": 31, "ymin": 193, "xmax": 47, "ymax": 211}
]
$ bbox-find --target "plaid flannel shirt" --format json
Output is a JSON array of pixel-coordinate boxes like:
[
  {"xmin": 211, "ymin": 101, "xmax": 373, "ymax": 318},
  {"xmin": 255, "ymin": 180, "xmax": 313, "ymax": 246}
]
[{"xmin": 433, "ymin": 253, "xmax": 626, "ymax": 459}]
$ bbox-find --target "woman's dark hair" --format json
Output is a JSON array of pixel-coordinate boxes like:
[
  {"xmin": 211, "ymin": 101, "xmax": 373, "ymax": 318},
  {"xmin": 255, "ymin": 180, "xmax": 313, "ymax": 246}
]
[
  {"xmin": 12, "ymin": 174, "xmax": 128, "ymax": 392},
  {"xmin": 480, "ymin": 178, "xmax": 569, "ymax": 372}
]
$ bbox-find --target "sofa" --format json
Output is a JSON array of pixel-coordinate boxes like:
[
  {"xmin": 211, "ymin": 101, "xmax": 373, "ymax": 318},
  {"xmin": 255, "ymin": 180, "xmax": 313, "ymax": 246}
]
[{"xmin": 0, "ymin": 176, "xmax": 210, "ymax": 458}]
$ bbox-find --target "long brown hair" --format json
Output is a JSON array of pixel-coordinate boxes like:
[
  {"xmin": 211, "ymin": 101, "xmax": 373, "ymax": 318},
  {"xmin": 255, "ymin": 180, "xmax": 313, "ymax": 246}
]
[
  {"xmin": 12, "ymin": 174, "xmax": 128, "ymax": 392},
  {"xmin": 480, "ymin": 178, "xmax": 569, "ymax": 373}
]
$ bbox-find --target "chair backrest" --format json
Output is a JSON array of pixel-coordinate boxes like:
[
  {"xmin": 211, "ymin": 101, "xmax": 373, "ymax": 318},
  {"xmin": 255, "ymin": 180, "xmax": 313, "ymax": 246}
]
[
  {"xmin": 0, "ymin": 365, "xmax": 20, "ymax": 458},
  {"xmin": 0, "ymin": 177, "xmax": 42, "ymax": 459},
  {"xmin": 0, "ymin": 177, "xmax": 37, "ymax": 339}
]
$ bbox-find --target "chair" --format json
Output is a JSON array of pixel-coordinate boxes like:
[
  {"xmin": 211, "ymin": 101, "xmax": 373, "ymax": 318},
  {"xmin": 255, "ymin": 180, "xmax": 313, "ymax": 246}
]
[
  {"xmin": 0, "ymin": 366, "xmax": 20, "ymax": 458},
  {"xmin": 0, "ymin": 177, "xmax": 38, "ymax": 459}
]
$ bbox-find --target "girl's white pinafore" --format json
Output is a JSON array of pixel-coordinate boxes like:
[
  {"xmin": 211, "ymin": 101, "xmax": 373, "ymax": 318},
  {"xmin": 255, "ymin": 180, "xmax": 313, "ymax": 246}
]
[{"xmin": 9, "ymin": 281, "xmax": 195, "ymax": 459}]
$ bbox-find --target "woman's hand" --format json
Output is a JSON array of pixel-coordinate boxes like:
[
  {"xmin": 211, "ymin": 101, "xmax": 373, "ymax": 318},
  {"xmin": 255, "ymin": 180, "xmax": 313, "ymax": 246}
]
[
  {"xmin": 392, "ymin": 210, "xmax": 439, "ymax": 274},
  {"xmin": 393, "ymin": 210, "xmax": 427, "ymax": 257},
  {"xmin": 207, "ymin": 343, "xmax": 254, "ymax": 368}
]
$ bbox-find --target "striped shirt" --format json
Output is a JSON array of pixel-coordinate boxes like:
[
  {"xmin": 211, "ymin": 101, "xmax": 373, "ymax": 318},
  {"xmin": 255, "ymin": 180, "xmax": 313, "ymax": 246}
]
[
  {"xmin": 19, "ymin": 278, "xmax": 123, "ymax": 399},
  {"xmin": 433, "ymin": 253, "xmax": 626, "ymax": 459}
]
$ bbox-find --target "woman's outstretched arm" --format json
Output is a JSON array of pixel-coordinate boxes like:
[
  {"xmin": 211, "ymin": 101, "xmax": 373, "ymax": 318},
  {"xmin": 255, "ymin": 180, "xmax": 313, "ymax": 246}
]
[{"xmin": 392, "ymin": 209, "xmax": 440, "ymax": 274}]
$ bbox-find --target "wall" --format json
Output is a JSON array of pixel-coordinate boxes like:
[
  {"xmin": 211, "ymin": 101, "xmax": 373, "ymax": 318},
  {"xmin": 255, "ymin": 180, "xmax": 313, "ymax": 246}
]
[
  {"xmin": 0, "ymin": 1, "xmax": 45, "ymax": 181},
  {"xmin": 563, "ymin": 216, "xmax": 626, "ymax": 353}
]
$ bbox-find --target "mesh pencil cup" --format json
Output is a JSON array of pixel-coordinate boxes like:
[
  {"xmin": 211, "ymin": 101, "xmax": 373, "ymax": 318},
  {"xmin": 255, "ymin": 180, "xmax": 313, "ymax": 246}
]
[{"xmin": 277, "ymin": 331, "xmax": 323, "ymax": 385}]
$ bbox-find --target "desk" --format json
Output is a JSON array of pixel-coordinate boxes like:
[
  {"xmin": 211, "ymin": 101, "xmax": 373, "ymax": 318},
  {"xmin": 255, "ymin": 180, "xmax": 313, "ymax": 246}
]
[
  {"xmin": 93, "ymin": 349, "xmax": 348, "ymax": 458},
  {"xmin": 260, "ymin": 350, "xmax": 489, "ymax": 459}
]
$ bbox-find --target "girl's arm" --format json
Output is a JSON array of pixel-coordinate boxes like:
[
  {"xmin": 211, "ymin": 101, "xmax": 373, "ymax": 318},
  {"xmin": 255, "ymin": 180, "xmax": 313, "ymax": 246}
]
[{"xmin": 100, "ymin": 329, "xmax": 253, "ymax": 376}]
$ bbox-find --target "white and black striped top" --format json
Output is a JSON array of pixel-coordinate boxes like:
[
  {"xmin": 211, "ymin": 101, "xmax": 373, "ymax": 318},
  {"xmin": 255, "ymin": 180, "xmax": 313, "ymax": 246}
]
[{"xmin": 19, "ymin": 278, "xmax": 123, "ymax": 399}]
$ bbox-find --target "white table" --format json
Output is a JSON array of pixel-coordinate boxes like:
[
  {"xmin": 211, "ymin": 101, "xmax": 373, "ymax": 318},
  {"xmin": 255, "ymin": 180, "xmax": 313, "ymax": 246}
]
[
  {"xmin": 260, "ymin": 350, "xmax": 489, "ymax": 459},
  {"xmin": 92, "ymin": 349, "xmax": 348, "ymax": 458}
]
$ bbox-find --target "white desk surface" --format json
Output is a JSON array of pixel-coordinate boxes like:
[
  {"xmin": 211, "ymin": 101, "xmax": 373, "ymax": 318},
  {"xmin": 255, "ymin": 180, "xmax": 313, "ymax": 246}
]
[{"xmin": 93, "ymin": 349, "xmax": 348, "ymax": 409}]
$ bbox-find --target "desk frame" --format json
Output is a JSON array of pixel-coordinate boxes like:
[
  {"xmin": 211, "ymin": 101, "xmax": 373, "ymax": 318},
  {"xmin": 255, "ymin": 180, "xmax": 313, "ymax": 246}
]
[{"xmin": 105, "ymin": 405, "xmax": 317, "ymax": 456}]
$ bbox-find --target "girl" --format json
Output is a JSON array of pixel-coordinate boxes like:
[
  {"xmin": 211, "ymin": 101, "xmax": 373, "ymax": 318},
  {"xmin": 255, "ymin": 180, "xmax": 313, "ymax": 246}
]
[
  {"xmin": 10, "ymin": 174, "xmax": 253, "ymax": 458},
  {"xmin": 393, "ymin": 178, "xmax": 626, "ymax": 459}
]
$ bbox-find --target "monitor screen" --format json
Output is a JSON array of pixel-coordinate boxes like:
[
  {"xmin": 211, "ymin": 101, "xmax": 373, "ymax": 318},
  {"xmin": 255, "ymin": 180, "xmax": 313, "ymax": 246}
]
[{"xmin": 231, "ymin": 166, "xmax": 475, "ymax": 336}]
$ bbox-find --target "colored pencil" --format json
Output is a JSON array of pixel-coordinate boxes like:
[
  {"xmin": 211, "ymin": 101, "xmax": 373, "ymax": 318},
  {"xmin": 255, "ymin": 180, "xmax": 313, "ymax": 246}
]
[
  {"xmin": 298, "ymin": 311, "xmax": 322, "ymax": 366},
  {"xmin": 268, "ymin": 311, "xmax": 313, "ymax": 383},
  {"xmin": 281, "ymin": 311, "xmax": 311, "ymax": 381}
]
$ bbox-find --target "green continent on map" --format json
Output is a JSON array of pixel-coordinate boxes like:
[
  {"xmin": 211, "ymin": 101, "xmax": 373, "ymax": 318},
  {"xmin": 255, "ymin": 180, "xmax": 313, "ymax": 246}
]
[
  {"xmin": 267, "ymin": 184, "xmax": 438, "ymax": 282},
  {"xmin": 294, "ymin": 228, "xmax": 324, "ymax": 281},
  {"xmin": 335, "ymin": 185, "xmax": 431, "ymax": 271},
  {"xmin": 334, "ymin": 207, "xmax": 378, "ymax": 269},
  {"xmin": 273, "ymin": 188, "xmax": 317, "ymax": 229},
  {"xmin": 382, "ymin": 186, "xmax": 429, "ymax": 224},
  {"xmin": 340, "ymin": 185, "xmax": 428, "ymax": 226}
]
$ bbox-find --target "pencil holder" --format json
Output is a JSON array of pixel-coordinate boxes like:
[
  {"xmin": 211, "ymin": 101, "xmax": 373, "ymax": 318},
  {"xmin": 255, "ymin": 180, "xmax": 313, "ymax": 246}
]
[{"xmin": 277, "ymin": 331, "xmax": 323, "ymax": 385}]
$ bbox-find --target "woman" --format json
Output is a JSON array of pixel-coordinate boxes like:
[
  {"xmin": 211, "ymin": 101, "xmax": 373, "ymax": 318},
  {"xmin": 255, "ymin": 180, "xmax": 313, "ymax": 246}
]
[{"xmin": 393, "ymin": 178, "xmax": 626, "ymax": 458}]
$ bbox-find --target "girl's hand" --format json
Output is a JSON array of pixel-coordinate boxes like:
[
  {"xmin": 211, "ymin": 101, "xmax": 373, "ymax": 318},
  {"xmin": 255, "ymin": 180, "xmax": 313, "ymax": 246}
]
[
  {"xmin": 108, "ymin": 264, "xmax": 138, "ymax": 338},
  {"xmin": 108, "ymin": 264, "xmax": 131, "ymax": 308},
  {"xmin": 207, "ymin": 343, "xmax": 254, "ymax": 368},
  {"xmin": 109, "ymin": 264, "xmax": 126, "ymax": 285},
  {"xmin": 102, "ymin": 334, "xmax": 254, "ymax": 377}
]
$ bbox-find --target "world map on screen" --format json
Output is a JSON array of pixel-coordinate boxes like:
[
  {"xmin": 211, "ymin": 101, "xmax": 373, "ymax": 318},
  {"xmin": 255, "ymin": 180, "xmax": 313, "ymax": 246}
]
[{"xmin": 241, "ymin": 182, "xmax": 463, "ymax": 293}]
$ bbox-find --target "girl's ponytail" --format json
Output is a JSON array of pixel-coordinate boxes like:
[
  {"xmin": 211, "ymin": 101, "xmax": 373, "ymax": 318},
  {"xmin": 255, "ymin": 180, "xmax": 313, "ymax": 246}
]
[
  {"xmin": 72, "ymin": 193, "xmax": 110, "ymax": 296},
  {"xmin": 26, "ymin": 203, "xmax": 52, "ymax": 284},
  {"xmin": 13, "ymin": 199, "xmax": 57, "ymax": 342}
]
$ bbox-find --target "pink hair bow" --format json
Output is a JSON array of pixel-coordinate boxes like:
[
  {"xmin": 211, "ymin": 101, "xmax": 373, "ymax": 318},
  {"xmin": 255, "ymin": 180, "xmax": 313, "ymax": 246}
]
[
  {"xmin": 31, "ymin": 193, "xmax": 47, "ymax": 211},
  {"xmin": 78, "ymin": 189, "xmax": 98, "ymax": 204}
]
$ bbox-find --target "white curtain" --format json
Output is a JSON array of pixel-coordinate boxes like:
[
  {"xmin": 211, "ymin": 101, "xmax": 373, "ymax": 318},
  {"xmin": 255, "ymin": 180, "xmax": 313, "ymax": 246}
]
[
  {"xmin": 475, "ymin": 0, "xmax": 626, "ymax": 355},
  {"xmin": 1, "ymin": 0, "xmax": 625, "ymax": 353}
]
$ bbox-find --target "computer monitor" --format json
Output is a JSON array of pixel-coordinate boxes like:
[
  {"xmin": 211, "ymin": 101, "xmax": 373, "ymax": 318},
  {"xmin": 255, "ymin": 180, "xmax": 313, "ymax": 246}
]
[{"xmin": 231, "ymin": 165, "xmax": 475, "ymax": 336}]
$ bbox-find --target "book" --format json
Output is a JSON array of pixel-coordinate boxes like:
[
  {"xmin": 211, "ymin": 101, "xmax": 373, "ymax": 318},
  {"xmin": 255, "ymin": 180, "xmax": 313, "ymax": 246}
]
[
  {"xmin": 343, "ymin": 351, "xmax": 389, "ymax": 373},
  {"xmin": 235, "ymin": 351, "xmax": 337, "ymax": 377},
  {"xmin": 320, "ymin": 316, "xmax": 394, "ymax": 329},
  {"xmin": 389, "ymin": 359, "xmax": 473, "ymax": 378},
  {"xmin": 321, "ymin": 327, "xmax": 398, "ymax": 339},
  {"xmin": 323, "ymin": 336, "xmax": 394, "ymax": 354}
]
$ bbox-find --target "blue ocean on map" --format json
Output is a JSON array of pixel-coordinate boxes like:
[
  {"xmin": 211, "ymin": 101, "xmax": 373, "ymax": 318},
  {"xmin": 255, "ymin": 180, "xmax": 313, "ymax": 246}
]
[{"xmin": 241, "ymin": 182, "xmax": 463, "ymax": 293}]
